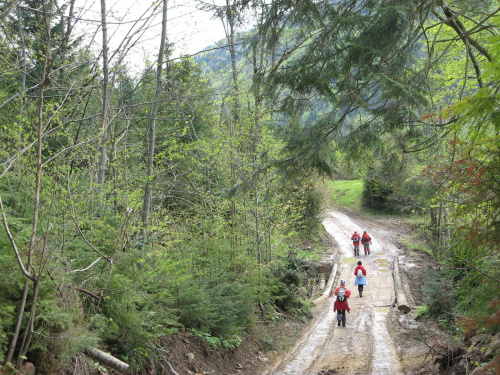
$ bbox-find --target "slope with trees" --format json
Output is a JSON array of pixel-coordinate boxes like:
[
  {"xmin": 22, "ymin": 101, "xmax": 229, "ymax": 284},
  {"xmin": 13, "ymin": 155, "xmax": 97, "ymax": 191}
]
[{"xmin": 0, "ymin": 0, "xmax": 326, "ymax": 372}]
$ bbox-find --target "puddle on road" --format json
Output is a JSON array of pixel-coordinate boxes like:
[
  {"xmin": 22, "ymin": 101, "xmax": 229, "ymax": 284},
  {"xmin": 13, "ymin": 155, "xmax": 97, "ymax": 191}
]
[
  {"xmin": 376, "ymin": 259, "xmax": 389, "ymax": 265},
  {"xmin": 375, "ymin": 307, "xmax": 389, "ymax": 313},
  {"xmin": 373, "ymin": 252, "xmax": 385, "ymax": 255},
  {"xmin": 342, "ymin": 257, "xmax": 357, "ymax": 264},
  {"xmin": 378, "ymin": 268, "xmax": 389, "ymax": 272}
]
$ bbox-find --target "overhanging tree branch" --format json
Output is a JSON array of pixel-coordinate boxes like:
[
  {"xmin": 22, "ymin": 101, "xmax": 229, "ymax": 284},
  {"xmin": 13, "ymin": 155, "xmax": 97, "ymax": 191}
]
[{"xmin": 0, "ymin": 0, "xmax": 20, "ymax": 21}]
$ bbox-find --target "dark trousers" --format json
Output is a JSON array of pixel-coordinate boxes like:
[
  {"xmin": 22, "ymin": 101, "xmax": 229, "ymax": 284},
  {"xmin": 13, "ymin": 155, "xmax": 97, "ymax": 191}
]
[
  {"xmin": 336, "ymin": 310, "xmax": 346, "ymax": 326},
  {"xmin": 358, "ymin": 285, "xmax": 364, "ymax": 295}
]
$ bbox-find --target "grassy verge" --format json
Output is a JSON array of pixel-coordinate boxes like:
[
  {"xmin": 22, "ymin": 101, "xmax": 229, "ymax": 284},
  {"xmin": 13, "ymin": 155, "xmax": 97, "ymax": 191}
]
[{"xmin": 322, "ymin": 179, "xmax": 363, "ymax": 210}]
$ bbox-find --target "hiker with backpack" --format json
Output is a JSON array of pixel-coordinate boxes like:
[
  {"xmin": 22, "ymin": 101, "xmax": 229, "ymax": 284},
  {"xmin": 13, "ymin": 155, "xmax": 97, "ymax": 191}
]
[
  {"xmin": 333, "ymin": 279, "xmax": 351, "ymax": 327},
  {"xmin": 351, "ymin": 231, "xmax": 361, "ymax": 257},
  {"xmin": 361, "ymin": 230, "xmax": 372, "ymax": 255},
  {"xmin": 354, "ymin": 260, "xmax": 368, "ymax": 297}
]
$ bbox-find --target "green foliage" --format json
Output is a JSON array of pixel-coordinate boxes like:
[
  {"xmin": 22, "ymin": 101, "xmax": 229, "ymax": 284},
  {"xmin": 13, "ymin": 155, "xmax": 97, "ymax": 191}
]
[
  {"xmin": 295, "ymin": 227, "xmax": 329, "ymax": 262},
  {"xmin": 450, "ymin": 241, "xmax": 500, "ymax": 334},
  {"xmin": 414, "ymin": 305, "xmax": 429, "ymax": 320},
  {"xmin": 362, "ymin": 151, "xmax": 421, "ymax": 214},
  {"xmin": 267, "ymin": 253, "xmax": 312, "ymax": 316},
  {"xmin": 281, "ymin": 179, "xmax": 324, "ymax": 236},
  {"xmin": 0, "ymin": 304, "xmax": 14, "ymax": 363},
  {"xmin": 421, "ymin": 14, "xmax": 500, "ymax": 335},
  {"xmin": 95, "ymin": 270, "xmax": 164, "ymax": 356},
  {"xmin": 192, "ymin": 329, "xmax": 242, "ymax": 349},
  {"xmin": 421, "ymin": 269, "xmax": 456, "ymax": 319},
  {"xmin": 0, "ymin": 362, "xmax": 17, "ymax": 374},
  {"xmin": 167, "ymin": 277, "xmax": 253, "ymax": 337},
  {"xmin": 27, "ymin": 280, "xmax": 98, "ymax": 370},
  {"xmin": 204, "ymin": 280, "xmax": 254, "ymax": 336},
  {"xmin": 129, "ymin": 241, "xmax": 256, "ymax": 341},
  {"xmin": 399, "ymin": 231, "xmax": 435, "ymax": 258}
]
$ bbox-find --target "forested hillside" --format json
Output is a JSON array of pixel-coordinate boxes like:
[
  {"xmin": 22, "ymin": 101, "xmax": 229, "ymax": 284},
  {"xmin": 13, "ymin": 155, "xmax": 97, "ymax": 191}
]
[{"xmin": 0, "ymin": 0, "xmax": 498, "ymax": 373}]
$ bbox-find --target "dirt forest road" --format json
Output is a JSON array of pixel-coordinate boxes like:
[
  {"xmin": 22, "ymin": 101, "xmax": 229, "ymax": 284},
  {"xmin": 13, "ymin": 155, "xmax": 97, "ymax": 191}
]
[{"xmin": 263, "ymin": 210, "xmax": 407, "ymax": 375}]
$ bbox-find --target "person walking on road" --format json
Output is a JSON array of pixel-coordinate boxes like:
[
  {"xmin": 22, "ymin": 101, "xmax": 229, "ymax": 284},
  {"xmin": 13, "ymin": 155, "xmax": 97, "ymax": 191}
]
[
  {"xmin": 333, "ymin": 280, "xmax": 351, "ymax": 327},
  {"xmin": 351, "ymin": 231, "xmax": 361, "ymax": 257},
  {"xmin": 361, "ymin": 230, "xmax": 372, "ymax": 255},
  {"xmin": 354, "ymin": 261, "xmax": 368, "ymax": 297}
]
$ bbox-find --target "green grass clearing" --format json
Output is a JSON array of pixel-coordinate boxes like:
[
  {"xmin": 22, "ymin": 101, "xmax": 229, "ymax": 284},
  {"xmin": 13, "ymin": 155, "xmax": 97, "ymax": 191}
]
[{"xmin": 328, "ymin": 180, "xmax": 363, "ymax": 209}]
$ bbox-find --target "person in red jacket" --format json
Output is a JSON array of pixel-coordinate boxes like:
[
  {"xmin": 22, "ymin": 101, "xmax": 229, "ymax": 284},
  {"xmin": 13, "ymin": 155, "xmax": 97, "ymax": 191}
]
[
  {"xmin": 354, "ymin": 260, "xmax": 368, "ymax": 297},
  {"xmin": 333, "ymin": 279, "xmax": 351, "ymax": 327},
  {"xmin": 351, "ymin": 231, "xmax": 361, "ymax": 256},
  {"xmin": 361, "ymin": 230, "xmax": 372, "ymax": 255}
]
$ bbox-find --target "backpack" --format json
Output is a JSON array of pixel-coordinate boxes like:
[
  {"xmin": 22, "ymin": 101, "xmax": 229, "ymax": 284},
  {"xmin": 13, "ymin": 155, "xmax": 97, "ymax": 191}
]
[
  {"xmin": 357, "ymin": 268, "xmax": 363, "ymax": 278},
  {"xmin": 352, "ymin": 234, "xmax": 359, "ymax": 242},
  {"xmin": 337, "ymin": 286, "xmax": 346, "ymax": 302},
  {"xmin": 363, "ymin": 234, "xmax": 370, "ymax": 243}
]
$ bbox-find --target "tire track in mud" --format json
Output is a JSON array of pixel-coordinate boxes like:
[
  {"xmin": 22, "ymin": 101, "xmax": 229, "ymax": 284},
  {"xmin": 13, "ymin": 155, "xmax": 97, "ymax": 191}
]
[
  {"xmin": 277, "ymin": 296, "xmax": 337, "ymax": 373},
  {"xmin": 263, "ymin": 211, "xmax": 403, "ymax": 375}
]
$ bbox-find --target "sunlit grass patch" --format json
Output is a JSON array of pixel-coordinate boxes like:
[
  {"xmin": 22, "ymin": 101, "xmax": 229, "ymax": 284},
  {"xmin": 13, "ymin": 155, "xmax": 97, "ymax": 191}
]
[{"xmin": 328, "ymin": 179, "xmax": 363, "ymax": 209}]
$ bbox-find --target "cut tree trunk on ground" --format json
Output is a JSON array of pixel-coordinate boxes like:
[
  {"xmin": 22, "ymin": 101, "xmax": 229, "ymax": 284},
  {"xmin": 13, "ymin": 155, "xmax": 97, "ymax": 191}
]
[
  {"xmin": 315, "ymin": 264, "xmax": 338, "ymax": 304},
  {"xmin": 86, "ymin": 348, "xmax": 130, "ymax": 373},
  {"xmin": 393, "ymin": 258, "xmax": 411, "ymax": 314}
]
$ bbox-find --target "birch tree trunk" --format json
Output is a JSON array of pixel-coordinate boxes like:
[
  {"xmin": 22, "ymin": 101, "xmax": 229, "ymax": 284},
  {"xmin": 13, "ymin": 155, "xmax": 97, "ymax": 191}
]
[
  {"xmin": 17, "ymin": 5, "xmax": 26, "ymax": 129},
  {"xmin": 5, "ymin": 279, "xmax": 28, "ymax": 364},
  {"xmin": 225, "ymin": 0, "xmax": 241, "ymax": 125},
  {"xmin": 15, "ymin": 0, "xmax": 54, "ymax": 366},
  {"xmin": 97, "ymin": 0, "xmax": 110, "ymax": 188},
  {"xmin": 142, "ymin": 0, "xmax": 168, "ymax": 233},
  {"xmin": 219, "ymin": 0, "xmax": 241, "ymax": 257}
]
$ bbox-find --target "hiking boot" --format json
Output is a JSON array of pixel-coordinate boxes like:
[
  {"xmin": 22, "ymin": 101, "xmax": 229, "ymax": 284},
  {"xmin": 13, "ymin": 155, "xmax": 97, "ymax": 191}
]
[
  {"xmin": 342, "ymin": 323, "xmax": 346, "ymax": 327},
  {"xmin": 337, "ymin": 320, "xmax": 341, "ymax": 326},
  {"xmin": 360, "ymin": 293, "xmax": 362, "ymax": 297}
]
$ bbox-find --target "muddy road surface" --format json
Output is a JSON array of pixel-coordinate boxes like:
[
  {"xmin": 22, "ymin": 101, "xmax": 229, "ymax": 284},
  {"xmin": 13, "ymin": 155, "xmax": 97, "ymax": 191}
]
[{"xmin": 263, "ymin": 210, "xmax": 407, "ymax": 375}]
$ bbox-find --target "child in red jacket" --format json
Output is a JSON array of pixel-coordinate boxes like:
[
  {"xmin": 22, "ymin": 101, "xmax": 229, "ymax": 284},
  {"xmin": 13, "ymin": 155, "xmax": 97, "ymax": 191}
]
[
  {"xmin": 361, "ymin": 231, "xmax": 372, "ymax": 255},
  {"xmin": 354, "ymin": 260, "xmax": 368, "ymax": 297},
  {"xmin": 333, "ymin": 279, "xmax": 351, "ymax": 327},
  {"xmin": 351, "ymin": 231, "xmax": 361, "ymax": 256}
]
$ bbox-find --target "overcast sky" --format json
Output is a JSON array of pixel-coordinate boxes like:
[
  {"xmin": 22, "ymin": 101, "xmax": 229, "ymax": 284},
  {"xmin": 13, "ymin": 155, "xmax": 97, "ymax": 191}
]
[{"xmin": 75, "ymin": 0, "xmax": 231, "ymax": 71}]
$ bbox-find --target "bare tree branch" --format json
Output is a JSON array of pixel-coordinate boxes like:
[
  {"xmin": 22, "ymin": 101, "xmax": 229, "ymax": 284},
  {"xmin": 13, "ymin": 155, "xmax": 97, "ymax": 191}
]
[
  {"xmin": 0, "ymin": 194, "xmax": 35, "ymax": 281},
  {"xmin": 0, "ymin": 0, "xmax": 20, "ymax": 21},
  {"xmin": 69, "ymin": 257, "xmax": 103, "ymax": 273}
]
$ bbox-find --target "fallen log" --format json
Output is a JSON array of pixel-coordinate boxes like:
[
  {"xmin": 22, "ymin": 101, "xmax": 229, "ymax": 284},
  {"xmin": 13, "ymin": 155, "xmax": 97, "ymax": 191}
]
[
  {"xmin": 393, "ymin": 258, "xmax": 411, "ymax": 314},
  {"xmin": 314, "ymin": 263, "xmax": 337, "ymax": 304},
  {"xmin": 86, "ymin": 348, "xmax": 130, "ymax": 374}
]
